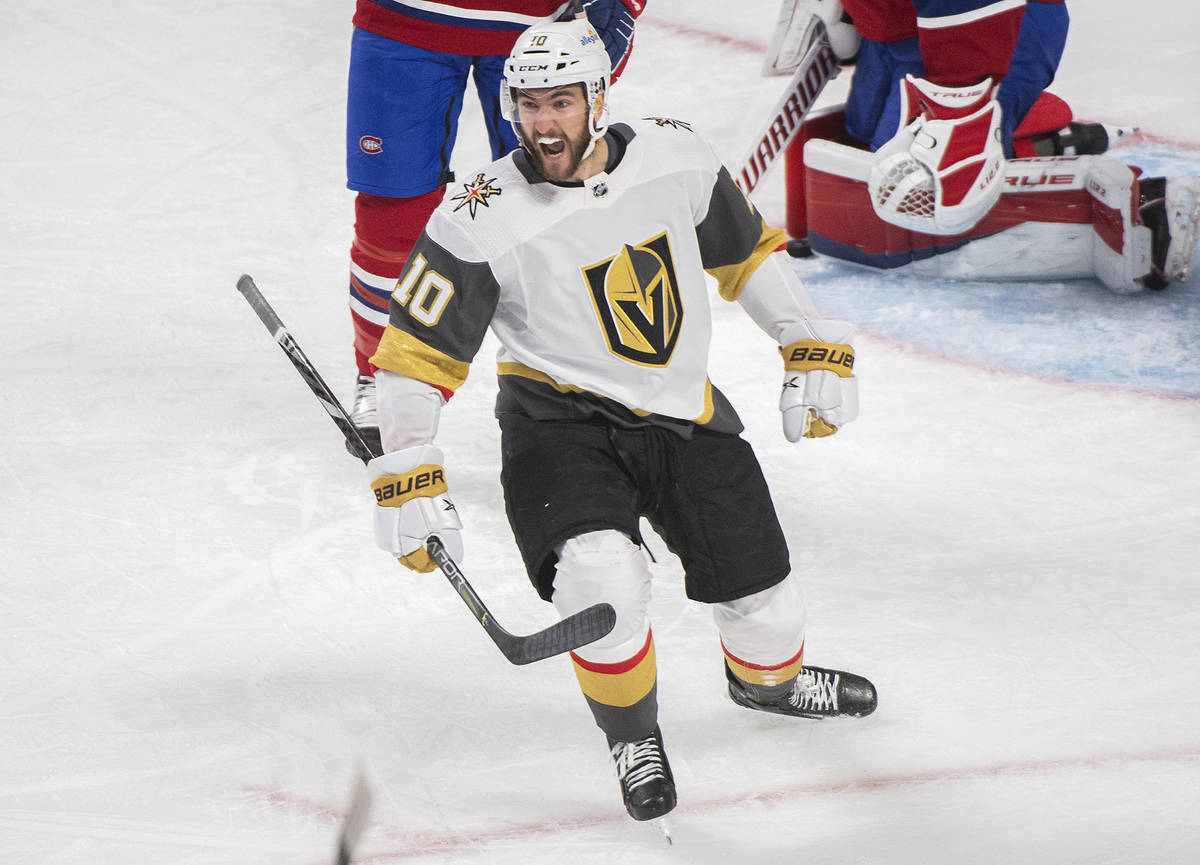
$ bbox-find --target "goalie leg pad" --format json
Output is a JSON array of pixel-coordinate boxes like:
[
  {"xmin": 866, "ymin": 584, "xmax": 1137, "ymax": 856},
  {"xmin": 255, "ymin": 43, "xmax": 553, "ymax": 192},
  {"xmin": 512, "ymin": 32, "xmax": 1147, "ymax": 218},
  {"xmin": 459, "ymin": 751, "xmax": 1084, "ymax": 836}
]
[
  {"xmin": 806, "ymin": 142, "xmax": 1157, "ymax": 293},
  {"xmin": 1163, "ymin": 177, "xmax": 1200, "ymax": 282},
  {"xmin": 1084, "ymin": 156, "xmax": 1151, "ymax": 294}
]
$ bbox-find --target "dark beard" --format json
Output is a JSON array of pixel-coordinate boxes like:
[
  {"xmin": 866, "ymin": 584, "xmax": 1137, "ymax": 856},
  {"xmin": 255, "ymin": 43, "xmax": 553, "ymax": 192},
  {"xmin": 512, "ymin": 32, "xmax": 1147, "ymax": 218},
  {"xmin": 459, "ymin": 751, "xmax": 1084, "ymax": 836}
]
[{"xmin": 520, "ymin": 127, "xmax": 591, "ymax": 182}]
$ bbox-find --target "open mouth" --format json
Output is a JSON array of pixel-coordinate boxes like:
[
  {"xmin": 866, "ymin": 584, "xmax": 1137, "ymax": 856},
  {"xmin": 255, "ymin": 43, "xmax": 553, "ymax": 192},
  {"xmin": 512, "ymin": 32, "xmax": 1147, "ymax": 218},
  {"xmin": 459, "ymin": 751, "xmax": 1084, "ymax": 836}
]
[{"xmin": 538, "ymin": 137, "xmax": 567, "ymax": 159}]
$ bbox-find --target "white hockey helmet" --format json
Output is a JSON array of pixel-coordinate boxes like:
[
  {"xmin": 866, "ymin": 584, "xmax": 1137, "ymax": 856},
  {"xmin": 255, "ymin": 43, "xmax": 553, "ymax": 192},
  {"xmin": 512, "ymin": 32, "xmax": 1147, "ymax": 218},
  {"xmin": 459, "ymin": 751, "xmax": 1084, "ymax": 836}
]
[{"xmin": 501, "ymin": 18, "xmax": 612, "ymax": 141}]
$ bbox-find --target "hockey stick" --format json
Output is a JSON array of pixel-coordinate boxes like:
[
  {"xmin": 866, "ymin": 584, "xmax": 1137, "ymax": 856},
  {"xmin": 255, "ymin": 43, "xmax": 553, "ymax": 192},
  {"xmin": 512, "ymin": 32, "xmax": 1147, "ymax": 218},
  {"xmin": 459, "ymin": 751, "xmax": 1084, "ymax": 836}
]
[
  {"xmin": 734, "ymin": 32, "xmax": 840, "ymax": 195},
  {"xmin": 335, "ymin": 769, "xmax": 372, "ymax": 865},
  {"xmin": 236, "ymin": 274, "xmax": 616, "ymax": 664},
  {"xmin": 236, "ymin": 275, "xmax": 377, "ymax": 463}
]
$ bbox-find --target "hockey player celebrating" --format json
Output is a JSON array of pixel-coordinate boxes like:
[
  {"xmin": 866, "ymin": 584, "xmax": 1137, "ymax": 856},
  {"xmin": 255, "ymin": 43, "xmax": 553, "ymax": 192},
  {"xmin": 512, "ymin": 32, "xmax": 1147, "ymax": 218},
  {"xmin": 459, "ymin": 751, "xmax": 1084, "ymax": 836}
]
[
  {"xmin": 771, "ymin": 0, "xmax": 1200, "ymax": 292},
  {"xmin": 343, "ymin": 0, "xmax": 646, "ymax": 455},
  {"xmin": 365, "ymin": 17, "xmax": 877, "ymax": 823}
]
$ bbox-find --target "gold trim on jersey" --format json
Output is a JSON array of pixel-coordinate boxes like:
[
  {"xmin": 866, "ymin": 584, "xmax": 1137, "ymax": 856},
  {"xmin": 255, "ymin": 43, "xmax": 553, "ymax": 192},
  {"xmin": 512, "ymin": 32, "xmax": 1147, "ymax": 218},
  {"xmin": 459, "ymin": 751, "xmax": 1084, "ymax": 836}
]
[
  {"xmin": 693, "ymin": 379, "xmax": 716, "ymax": 425},
  {"xmin": 498, "ymin": 361, "xmax": 647, "ymax": 416},
  {"xmin": 371, "ymin": 327, "xmax": 470, "ymax": 392},
  {"xmin": 707, "ymin": 224, "xmax": 789, "ymax": 301},
  {"xmin": 498, "ymin": 361, "xmax": 718, "ymax": 425}
]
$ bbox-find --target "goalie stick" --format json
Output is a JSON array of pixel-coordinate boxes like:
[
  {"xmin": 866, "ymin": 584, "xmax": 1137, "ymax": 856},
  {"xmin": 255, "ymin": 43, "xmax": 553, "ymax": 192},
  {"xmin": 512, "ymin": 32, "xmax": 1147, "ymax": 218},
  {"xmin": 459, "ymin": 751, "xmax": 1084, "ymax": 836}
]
[
  {"xmin": 735, "ymin": 30, "xmax": 840, "ymax": 195},
  {"xmin": 236, "ymin": 274, "xmax": 617, "ymax": 665}
]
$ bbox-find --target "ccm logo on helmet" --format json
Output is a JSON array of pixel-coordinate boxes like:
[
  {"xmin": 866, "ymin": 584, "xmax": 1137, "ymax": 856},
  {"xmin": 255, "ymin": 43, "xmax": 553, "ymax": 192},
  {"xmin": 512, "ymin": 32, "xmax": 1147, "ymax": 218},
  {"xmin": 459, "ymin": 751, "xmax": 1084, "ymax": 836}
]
[
  {"xmin": 359, "ymin": 135, "xmax": 382, "ymax": 154},
  {"xmin": 516, "ymin": 63, "xmax": 550, "ymax": 72}
]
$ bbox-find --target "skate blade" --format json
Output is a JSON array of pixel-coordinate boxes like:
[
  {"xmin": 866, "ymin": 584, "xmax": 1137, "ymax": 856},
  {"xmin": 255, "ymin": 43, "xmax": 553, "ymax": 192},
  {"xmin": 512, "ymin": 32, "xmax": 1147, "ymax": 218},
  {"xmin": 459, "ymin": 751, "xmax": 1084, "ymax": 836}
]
[{"xmin": 653, "ymin": 815, "xmax": 673, "ymax": 844}]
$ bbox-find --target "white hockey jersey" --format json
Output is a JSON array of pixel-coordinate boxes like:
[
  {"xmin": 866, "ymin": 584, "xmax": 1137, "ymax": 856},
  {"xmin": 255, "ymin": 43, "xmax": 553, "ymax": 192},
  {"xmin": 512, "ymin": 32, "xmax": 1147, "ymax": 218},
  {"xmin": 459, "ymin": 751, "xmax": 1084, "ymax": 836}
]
[{"xmin": 371, "ymin": 117, "xmax": 787, "ymax": 435}]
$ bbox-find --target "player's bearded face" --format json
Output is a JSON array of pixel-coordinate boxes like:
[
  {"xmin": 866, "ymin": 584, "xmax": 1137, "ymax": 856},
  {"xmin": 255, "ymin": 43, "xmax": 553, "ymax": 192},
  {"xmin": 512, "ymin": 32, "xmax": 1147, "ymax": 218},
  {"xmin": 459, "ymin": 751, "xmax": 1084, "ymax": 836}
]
[{"xmin": 514, "ymin": 85, "xmax": 595, "ymax": 182}]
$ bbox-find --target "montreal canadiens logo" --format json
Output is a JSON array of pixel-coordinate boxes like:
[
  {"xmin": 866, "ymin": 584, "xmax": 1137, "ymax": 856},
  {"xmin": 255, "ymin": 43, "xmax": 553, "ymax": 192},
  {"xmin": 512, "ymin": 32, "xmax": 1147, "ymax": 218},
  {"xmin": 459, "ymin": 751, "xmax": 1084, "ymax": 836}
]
[{"xmin": 359, "ymin": 135, "xmax": 383, "ymax": 154}]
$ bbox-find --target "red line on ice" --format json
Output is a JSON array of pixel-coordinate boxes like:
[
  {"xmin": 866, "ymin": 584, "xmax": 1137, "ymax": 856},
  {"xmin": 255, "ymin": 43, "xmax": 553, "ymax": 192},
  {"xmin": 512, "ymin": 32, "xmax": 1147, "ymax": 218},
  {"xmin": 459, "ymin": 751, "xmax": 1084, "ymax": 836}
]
[
  {"xmin": 637, "ymin": 17, "xmax": 766, "ymax": 55},
  {"xmin": 259, "ymin": 746, "xmax": 1200, "ymax": 863},
  {"xmin": 851, "ymin": 329, "xmax": 1200, "ymax": 403}
]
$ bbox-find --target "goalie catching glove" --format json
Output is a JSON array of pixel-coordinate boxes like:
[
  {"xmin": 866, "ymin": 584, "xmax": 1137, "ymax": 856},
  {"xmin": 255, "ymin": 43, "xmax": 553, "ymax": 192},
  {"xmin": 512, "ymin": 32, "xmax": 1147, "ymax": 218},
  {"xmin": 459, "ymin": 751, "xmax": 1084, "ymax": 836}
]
[
  {"xmin": 779, "ymin": 320, "xmax": 859, "ymax": 441},
  {"xmin": 368, "ymin": 444, "xmax": 463, "ymax": 572},
  {"xmin": 868, "ymin": 75, "xmax": 1005, "ymax": 236}
]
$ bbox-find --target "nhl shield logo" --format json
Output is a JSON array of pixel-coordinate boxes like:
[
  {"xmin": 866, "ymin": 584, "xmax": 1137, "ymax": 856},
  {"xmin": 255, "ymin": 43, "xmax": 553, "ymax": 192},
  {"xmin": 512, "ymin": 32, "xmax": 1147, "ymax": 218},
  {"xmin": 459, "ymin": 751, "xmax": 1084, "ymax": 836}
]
[{"xmin": 583, "ymin": 231, "xmax": 682, "ymax": 367}]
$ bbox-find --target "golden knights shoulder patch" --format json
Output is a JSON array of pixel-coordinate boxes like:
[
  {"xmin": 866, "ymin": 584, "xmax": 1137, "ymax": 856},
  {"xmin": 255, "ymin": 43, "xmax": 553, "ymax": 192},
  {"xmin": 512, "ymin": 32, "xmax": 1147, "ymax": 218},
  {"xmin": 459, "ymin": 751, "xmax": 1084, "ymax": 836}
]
[
  {"xmin": 450, "ymin": 173, "xmax": 502, "ymax": 219},
  {"xmin": 642, "ymin": 116, "xmax": 694, "ymax": 132},
  {"xmin": 582, "ymin": 231, "xmax": 683, "ymax": 367}
]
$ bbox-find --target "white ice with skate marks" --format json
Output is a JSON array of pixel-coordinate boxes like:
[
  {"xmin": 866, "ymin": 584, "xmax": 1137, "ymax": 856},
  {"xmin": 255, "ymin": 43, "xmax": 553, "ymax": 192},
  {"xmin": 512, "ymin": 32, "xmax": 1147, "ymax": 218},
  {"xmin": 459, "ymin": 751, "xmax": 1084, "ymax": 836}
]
[{"xmin": 2, "ymin": 1, "xmax": 1200, "ymax": 863}]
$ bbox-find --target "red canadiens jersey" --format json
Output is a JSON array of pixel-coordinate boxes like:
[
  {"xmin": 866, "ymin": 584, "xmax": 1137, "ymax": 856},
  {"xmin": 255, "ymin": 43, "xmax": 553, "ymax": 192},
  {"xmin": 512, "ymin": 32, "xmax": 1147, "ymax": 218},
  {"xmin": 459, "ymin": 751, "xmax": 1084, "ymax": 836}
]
[
  {"xmin": 354, "ymin": 0, "xmax": 572, "ymax": 55},
  {"xmin": 843, "ymin": 0, "xmax": 1063, "ymax": 85}
]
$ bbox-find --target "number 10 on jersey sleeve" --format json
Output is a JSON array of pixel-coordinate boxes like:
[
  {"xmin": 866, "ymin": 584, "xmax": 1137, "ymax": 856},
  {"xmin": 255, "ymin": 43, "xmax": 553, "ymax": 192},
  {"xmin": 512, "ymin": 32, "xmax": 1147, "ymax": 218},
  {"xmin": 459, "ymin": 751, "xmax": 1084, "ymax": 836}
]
[{"xmin": 393, "ymin": 252, "xmax": 456, "ymax": 327}]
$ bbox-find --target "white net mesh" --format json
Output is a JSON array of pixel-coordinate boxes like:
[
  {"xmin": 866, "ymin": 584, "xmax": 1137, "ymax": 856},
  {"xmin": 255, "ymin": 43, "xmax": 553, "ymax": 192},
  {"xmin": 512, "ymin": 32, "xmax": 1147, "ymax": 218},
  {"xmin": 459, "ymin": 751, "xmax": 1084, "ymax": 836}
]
[{"xmin": 875, "ymin": 157, "xmax": 935, "ymax": 219}]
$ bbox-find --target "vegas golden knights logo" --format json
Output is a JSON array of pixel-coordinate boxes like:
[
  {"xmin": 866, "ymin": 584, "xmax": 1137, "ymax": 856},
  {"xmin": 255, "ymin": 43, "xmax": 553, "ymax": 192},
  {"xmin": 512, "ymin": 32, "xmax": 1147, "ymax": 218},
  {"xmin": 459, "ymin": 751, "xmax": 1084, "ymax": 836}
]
[{"xmin": 582, "ymin": 231, "xmax": 682, "ymax": 367}]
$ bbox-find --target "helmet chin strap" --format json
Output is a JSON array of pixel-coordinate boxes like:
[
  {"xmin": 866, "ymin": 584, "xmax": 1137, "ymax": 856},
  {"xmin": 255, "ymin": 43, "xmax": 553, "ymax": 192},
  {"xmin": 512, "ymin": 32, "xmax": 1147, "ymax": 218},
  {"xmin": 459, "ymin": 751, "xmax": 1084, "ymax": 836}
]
[
  {"xmin": 582, "ymin": 96, "xmax": 610, "ymax": 161},
  {"xmin": 577, "ymin": 114, "xmax": 611, "ymax": 172}
]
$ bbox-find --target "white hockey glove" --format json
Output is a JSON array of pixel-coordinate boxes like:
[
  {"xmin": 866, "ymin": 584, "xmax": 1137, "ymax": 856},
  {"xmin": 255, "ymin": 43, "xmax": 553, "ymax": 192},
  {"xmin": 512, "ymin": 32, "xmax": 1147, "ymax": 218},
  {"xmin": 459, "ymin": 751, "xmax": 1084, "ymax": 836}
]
[
  {"xmin": 868, "ymin": 75, "xmax": 1005, "ymax": 236},
  {"xmin": 763, "ymin": 0, "xmax": 860, "ymax": 76},
  {"xmin": 368, "ymin": 444, "xmax": 463, "ymax": 573},
  {"xmin": 779, "ymin": 320, "xmax": 859, "ymax": 441}
]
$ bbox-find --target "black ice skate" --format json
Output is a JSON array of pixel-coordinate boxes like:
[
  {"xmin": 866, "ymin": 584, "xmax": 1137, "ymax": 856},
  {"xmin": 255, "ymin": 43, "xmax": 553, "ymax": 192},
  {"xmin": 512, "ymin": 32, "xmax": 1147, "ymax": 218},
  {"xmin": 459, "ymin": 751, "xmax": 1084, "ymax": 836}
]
[
  {"xmin": 607, "ymin": 725, "xmax": 677, "ymax": 822},
  {"xmin": 346, "ymin": 373, "xmax": 382, "ymax": 458},
  {"xmin": 1029, "ymin": 120, "xmax": 1133, "ymax": 157},
  {"xmin": 726, "ymin": 663, "xmax": 877, "ymax": 719}
]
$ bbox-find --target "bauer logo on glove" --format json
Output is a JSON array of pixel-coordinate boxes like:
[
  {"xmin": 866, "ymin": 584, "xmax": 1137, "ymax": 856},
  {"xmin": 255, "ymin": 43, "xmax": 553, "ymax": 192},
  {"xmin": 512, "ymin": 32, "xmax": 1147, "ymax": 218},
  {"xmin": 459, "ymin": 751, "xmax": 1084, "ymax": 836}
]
[
  {"xmin": 372, "ymin": 466, "xmax": 447, "ymax": 504},
  {"xmin": 777, "ymin": 320, "xmax": 859, "ymax": 441},
  {"xmin": 784, "ymin": 341, "xmax": 854, "ymax": 373},
  {"xmin": 368, "ymin": 445, "xmax": 464, "ymax": 572}
]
